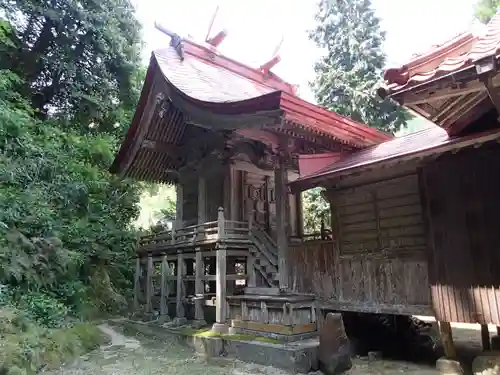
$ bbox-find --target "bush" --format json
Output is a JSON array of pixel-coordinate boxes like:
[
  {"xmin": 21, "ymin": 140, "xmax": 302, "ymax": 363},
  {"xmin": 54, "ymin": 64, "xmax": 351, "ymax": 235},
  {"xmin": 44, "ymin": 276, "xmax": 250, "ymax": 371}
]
[
  {"xmin": 17, "ymin": 293, "xmax": 69, "ymax": 329},
  {"xmin": 0, "ymin": 308, "xmax": 105, "ymax": 375}
]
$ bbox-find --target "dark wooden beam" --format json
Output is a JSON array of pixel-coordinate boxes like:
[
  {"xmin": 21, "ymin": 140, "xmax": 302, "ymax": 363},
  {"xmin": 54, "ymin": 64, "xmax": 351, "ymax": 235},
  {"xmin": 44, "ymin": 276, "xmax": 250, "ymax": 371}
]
[
  {"xmin": 437, "ymin": 92, "xmax": 488, "ymax": 127},
  {"xmin": 405, "ymin": 83, "xmax": 485, "ymax": 106},
  {"xmin": 482, "ymin": 76, "xmax": 500, "ymax": 116},
  {"xmin": 141, "ymin": 139, "xmax": 182, "ymax": 155}
]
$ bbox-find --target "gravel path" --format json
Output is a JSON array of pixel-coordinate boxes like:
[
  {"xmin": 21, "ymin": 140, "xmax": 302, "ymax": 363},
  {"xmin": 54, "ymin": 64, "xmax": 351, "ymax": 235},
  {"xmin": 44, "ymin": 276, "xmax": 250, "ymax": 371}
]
[{"xmin": 41, "ymin": 324, "xmax": 439, "ymax": 375}]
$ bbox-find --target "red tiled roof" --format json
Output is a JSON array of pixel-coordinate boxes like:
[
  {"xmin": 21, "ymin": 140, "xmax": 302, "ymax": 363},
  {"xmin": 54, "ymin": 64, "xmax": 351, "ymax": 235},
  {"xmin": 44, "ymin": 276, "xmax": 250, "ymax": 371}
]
[
  {"xmin": 152, "ymin": 39, "xmax": 391, "ymax": 146},
  {"xmin": 290, "ymin": 127, "xmax": 500, "ymax": 191},
  {"xmin": 383, "ymin": 12, "xmax": 500, "ymax": 94}
]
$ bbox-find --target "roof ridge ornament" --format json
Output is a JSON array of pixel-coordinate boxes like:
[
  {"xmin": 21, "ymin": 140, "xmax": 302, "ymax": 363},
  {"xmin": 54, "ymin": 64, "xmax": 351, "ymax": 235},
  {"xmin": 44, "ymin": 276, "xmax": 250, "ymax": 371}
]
[
  {"xmin": 204, "ymin": 5, "xmax": 227, "ymax": 48},
  {"xmin": 260, "ymin": 36, "xmax": 284, "ymax": 75},
  {"xmin": 154, "ymin": 22, "xmax": 184, "ymax": 61}
]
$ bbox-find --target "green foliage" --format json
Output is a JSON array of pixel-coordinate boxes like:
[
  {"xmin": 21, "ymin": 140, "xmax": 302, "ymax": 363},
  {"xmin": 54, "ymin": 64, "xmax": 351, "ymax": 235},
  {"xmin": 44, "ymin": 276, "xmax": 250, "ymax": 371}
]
[
  {"xmin": 17, "ymin": 293, "xmax": 69, "ymax": 329},
  {"xmin": 0, "ymin": 68, "xmax": 141, "ymax": 316},
  {"xmin": 0, "ymin": 0, "xmax": 144, "ymax": 372},
  {"xmin": 0, "ymin": 0, "xmax": 143, "ymax": 129},
  {"xmin": 475, "ymin": 0, "xmax": 500, "ymax": 23},
  {"xmin": 310, "ymin": 0, "xmax": 411, "ymax": 134},
  {"xmin": 302, "ymin": 188, "xmax": 331, "ymax": 233},
  {"xmin": 0, "ymin": 306, "xmax": 104, "ymax": 375}
]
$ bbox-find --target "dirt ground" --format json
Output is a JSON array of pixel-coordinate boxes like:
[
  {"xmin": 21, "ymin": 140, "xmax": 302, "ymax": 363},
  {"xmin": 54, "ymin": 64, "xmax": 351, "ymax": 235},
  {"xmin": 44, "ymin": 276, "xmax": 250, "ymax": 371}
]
[{"xmin": 41, "ymin": 319, "xmax": 492, "ymax": 375}]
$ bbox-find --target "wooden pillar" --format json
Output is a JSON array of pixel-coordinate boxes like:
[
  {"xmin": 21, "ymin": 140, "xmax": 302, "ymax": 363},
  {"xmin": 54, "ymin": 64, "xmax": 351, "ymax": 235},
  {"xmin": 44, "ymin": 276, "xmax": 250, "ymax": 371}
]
[
  {"xmin": 176, "ymin": 183, "xmax": 183, "ymax": 228},
  {"xmin": 198, "ymin": 176, "xmax": 206, "ymax": 224},
  {"xmin": 481, "ymin": 324, "xmax": 491, "ymax": 351},
  {"xmin": 213, "ymin": 207, "xmax": 228, "ymax": 333},
  {"xmin": 146, "ymin": 255, "xmax": 153, "ymax": 314},
  {"xmin": 438, "ymin": 321, "xmax": 457, "ymax": 360},
  {"xmin": 295, "ymin": 193, "xmax": 304, "ymax": 239},
  {"xmin": 275, "ymin": 151, "xmax": 289, "ymax": 291},
  {"xmin": 194, "ymin": 249, "xmax": 206, "ymax": 323},
  {"xmin": 246, "ymin": 254, "xmax": 257, "ymax": 287},
  {"xmin": 229, "ymin": 166, "xmax": 238, "ymax": 221},
  {"xmin": 159, "ymin": 255, "xmax": 171, "ymax": 321},
  {"xmin": 175, "ymin": 252, "xmax": 186, "ymax": 323},
  {"xmin": 133, "ymin": 257, "xmax": 141, "ymax": 311}
]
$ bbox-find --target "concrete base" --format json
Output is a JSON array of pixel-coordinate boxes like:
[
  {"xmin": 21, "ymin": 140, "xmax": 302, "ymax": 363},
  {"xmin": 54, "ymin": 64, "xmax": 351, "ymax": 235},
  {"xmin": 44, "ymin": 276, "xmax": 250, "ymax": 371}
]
[
  {"xmin": 472, "ymin": 351, "xmax": 500, "ymax": 375},
  {"xmin": 113, "ymin": 319, "xmax": 319, "ymax": 374},
  {"xmin": 171, "ymin": 317, "xmax": 188, "ymax": 327},
  {"xmin": 157, "ymin": 314, "xmax": 171, "ymax": 324},
  {"xmin": 191, "ymin": 320, "xmax": 207, "ymax": 329},
  {"xmin": 212, "ymin": 322, "xmax": 229, "ymax": 334},
  {"xmin": 231, "ymin": 326, "xmax": 317, "ymax": 342},
  {"xmin": 436, "ymin": 357, "xmax": 464, "ymax": 375}
]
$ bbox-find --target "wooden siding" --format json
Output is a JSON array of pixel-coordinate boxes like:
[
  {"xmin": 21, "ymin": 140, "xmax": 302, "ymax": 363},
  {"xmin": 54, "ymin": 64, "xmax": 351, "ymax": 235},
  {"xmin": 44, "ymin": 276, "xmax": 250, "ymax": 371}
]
[
  {"xmin": 206, "ymin": 171, "xmax": 224, "ymax": 221},
  {"xmin": 288, "ymin": 241, "xmax": 431, "ymax": 315},
  {"xmin": 421, "ymin": 144, "xmax": 500, "ymax": 325},
  {"xmin": 289, "ymin": 174, "xmax": 433, "ymax": 315},
  {"xmin": 181, "ymin": 172, "xmax": 198, "ymax": 226},
  {"xmin": 331, "ymin": 174, "xmax": 426, "ymax": 254}
]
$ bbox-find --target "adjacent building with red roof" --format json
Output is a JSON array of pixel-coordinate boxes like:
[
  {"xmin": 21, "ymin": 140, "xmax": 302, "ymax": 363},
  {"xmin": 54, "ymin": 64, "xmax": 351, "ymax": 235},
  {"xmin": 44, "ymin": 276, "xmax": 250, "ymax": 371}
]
[{"xmin": 288, "ymin": 11, "xmax": 500, "ymax": 354}]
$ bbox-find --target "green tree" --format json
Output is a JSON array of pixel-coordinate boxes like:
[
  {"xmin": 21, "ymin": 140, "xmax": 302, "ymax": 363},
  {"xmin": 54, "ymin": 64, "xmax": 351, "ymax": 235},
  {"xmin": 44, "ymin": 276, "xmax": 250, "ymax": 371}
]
[
  {"xmin": 302, "ymin": 188, "xmax": 331, "ymax": 234},
  {"xmin": 309, "ymin": 0, "xmax": 411, "ymax": 134},
  {"xmin": 475, "ymin": 0, "xmax": 500, "ymax": 23},
  {"xmin": 0, "ymin": 0, "xmax": 143, "ymax": 130},
  {"xmin": 0, "ymin": 68, "xmax": 141, "ymax": 313}
]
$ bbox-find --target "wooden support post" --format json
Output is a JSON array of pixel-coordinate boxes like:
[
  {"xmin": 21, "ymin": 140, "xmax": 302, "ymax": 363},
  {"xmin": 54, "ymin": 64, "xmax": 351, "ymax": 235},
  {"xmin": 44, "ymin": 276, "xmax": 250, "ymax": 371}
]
[
  {"xmin": 248, "ymin": 210, "xmax": 253, "ymax": 230},
  {"xmin": 175, "ymin": 252, "xmax": 186, "ymax": 324},
  {"xmin": 176, "ymin": 182, "xmax": 183, "ymax": 228},
  {"xmin": 198, "ymin": 176, "xmax": 206, "ymax": 224},
  {"xmin": 481, "ymin": 324, "xmax": 491, "ymax": 351},
  {"xmin": 274, "ymin": 148, "xmax": 289, "ymax": 291},
  {"xmin": 438, "ymin": 321, "xmax": 457, "ymax": 360},
  {"xmin": 133, "ymin": 257, "xmax": 141, "ymax": 311},
  {"xmin": 246, "ymin": 254, "xmax": 257, "ymax": 288},
  {"xmin": 296, "ymin": 193, "xmax": 304, "ymax": 240},
  {"xmin": 146, "ymin": 255, "xmax": 153, "ymax": 314},
  {"xmin": 213, "ymin": 210, "xmax": 228, "ymax": 333},
  {"xmin": 217, "ymin": 207, "xmax": 225, "ymax": 240},
  {"xmin": 194, "ymin": 249, "xmax": 206, "ymax": 324},
  {"xmin": 159, "ymin": 255, "xmax": 171, "ymax": 321}
]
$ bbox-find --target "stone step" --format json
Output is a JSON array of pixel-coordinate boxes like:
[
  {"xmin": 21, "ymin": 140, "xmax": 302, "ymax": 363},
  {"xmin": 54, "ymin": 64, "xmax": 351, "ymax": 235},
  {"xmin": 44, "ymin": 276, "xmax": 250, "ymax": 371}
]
[{"xmin": 244, "ymin": 287, "xmax": 280, "ymax": 295}]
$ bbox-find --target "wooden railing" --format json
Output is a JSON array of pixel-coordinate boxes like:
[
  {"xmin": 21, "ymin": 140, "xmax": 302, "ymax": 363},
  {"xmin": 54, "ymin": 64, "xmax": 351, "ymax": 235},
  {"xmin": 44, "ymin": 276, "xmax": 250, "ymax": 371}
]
[
  {"xmin": 138, "ymin": 207, "xmax": 251, "ymax": 253},
  {"xmin": 290, "ymin": 220, "xmax": 333, "ymax": 243}
]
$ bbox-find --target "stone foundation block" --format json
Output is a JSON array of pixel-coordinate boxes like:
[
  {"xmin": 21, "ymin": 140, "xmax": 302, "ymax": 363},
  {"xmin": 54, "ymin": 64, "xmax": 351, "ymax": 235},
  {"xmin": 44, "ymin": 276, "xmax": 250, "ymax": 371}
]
[
  {"xmin": 318, "ymin": 312, "xmax": 352, "ymax": 375},
  {"xmin": 436, "ymin": 357, "xmax": 464, "ymax": 375},
  {"xmin": 472, "ymin": 351, "xmax": 500, "ymax": 375}
]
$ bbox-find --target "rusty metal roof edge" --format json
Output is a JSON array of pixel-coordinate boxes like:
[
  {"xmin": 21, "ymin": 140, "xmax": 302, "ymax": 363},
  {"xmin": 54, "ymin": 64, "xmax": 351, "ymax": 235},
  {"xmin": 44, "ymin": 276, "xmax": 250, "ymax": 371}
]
[{"xmin": 290, "ymin": 128, "xmax": 500, "ymax": 192}]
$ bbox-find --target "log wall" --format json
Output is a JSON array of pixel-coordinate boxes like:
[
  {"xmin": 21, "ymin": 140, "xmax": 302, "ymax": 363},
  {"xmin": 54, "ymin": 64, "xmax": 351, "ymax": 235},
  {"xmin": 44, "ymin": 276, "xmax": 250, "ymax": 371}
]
[{"xmin": 289, "ymin": 172, "xmax": 433, "ymax": 316}]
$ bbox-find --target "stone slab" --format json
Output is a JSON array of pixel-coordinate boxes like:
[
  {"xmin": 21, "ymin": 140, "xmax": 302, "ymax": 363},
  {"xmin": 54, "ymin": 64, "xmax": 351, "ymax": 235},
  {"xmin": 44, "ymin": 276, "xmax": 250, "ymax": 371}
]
[
  {"xmin": 318, "ymin": 313, "xmax": 352, "ymax": 375},
  {"xmin": 113, "ymin": 319, "xmax": 319, "ymax": 373},
  {"xmin": 244, "ymin": 287, "xmax": 280, "ymax": 295},
  {"xmin": 472, "ymin": 351, "xmax": 500, "ymax": 375},
  {"xmin": 231, "ymin": 326, "xmax": 318, "ymax": 342},
  {"xmin": 436, "ymin": 357, "xmax": 464, "ymax": 375}
]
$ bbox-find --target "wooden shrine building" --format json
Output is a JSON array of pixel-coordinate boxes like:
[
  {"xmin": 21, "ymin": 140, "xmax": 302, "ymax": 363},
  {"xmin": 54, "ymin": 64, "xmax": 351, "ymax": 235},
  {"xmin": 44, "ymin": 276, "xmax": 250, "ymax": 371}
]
[
  {"xmin": 110, "ymin": 25, "xmax": 389, "ymax": 336},
  {"xmin": 291, "ymin": 12, "xmax": 500, "ymax": 359}
]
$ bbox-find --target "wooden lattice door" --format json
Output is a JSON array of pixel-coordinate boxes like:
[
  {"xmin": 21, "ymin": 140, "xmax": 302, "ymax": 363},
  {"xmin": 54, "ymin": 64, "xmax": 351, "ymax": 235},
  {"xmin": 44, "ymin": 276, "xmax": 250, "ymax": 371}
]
[{"xmin": 243, "ymin": 172, "xmax": 276, "ymax": 238}]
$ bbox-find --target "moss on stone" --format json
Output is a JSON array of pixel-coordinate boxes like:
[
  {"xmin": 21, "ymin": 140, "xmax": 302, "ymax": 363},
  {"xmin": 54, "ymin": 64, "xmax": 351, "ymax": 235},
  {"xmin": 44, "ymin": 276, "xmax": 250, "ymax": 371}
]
[{"xmin": 174, "ymin": 326, "xmax": 280, "ymax": 344}]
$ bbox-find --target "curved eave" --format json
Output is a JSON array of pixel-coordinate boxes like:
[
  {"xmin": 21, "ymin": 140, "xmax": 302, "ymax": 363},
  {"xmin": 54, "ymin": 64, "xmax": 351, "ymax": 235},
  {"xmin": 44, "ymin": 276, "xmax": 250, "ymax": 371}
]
[
  {"xmin": 110, "ymin": 52, "xmax": 392, "ymax": 181},
  {"xmin": 110, "ymin": 59, "xmax": 157, "ymax": 175}
]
